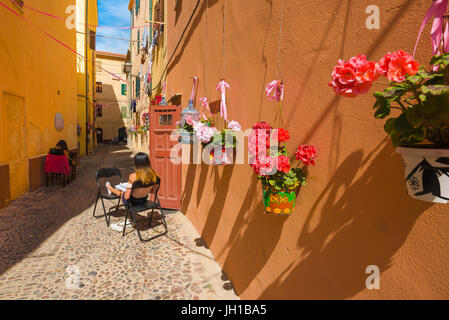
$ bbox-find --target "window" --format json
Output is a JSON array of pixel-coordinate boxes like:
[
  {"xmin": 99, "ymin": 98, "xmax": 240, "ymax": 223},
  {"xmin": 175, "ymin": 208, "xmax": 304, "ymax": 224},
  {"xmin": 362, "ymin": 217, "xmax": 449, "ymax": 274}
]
[
  {"xmin": 121, "ymin": 84, "xmax": 127, "ymax": 95},
  {"xmin": 136, "ymin": 77, "xmax": 140, "ymax": 98},
  {"xmin": 136, "ymin": 0, "xmax": 140, "ymax": 15},
  {"xmin": 137, "ymin": 30, "xmax": 140, "ymax": 53},
  {"xmin": 96, "ymin": 105, "xmax": 102, "ymax": 117},
  {"xmin": 96, "ymin": 82, "xmax": 102, "ymax": 93},
  {"xmin": 158, "ymin": 114, "xmax": 173, "ymax": 126}
]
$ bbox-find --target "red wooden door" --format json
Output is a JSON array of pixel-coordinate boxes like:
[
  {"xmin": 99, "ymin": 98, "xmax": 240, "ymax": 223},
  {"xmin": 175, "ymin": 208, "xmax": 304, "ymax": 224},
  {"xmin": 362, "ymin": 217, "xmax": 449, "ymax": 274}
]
[{"xmin": 150, "ymin": 105, "xmax": 182, "ymax": 209}]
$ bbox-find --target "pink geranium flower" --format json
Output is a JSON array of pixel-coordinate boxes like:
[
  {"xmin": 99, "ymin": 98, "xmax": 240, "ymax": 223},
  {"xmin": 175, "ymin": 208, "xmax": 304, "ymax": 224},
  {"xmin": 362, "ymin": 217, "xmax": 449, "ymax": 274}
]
[
  {"xmin": 329, "ymin": 55, "xmax": 379, "ymax": 98},
  {"xmin": 378, "ymin": 50, "xmax": 419, "ymax": 82}
]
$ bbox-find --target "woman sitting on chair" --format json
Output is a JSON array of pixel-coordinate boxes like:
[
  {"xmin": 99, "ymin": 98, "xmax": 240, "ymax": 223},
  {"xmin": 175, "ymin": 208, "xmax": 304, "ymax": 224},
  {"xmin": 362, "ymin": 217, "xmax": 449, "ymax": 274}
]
[
  {"xmin": 106, "ymin": 152, "xmax": 160, "ymax": 207},
  {"xmin": 49, "ymin": 140, "xmax": 73, "ymax": 167}
]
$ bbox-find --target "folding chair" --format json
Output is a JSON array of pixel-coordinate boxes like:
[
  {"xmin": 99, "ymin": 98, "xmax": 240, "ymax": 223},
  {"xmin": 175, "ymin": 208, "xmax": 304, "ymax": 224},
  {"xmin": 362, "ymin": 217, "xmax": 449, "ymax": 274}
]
[
  {"xmin": 122, "ymin": 179, "xmax": 168, "ymax": 242},
  {"xmin": 93, "ymin": 167, "xmax": 123, "ymax": 227}
]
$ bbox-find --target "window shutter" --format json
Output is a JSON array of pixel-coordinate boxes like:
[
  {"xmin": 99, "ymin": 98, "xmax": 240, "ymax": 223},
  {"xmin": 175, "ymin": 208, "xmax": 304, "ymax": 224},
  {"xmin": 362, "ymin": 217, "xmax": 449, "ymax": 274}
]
[{"xmin": 136, "ymin": 77, "xmax": 140, "ymax": 98}]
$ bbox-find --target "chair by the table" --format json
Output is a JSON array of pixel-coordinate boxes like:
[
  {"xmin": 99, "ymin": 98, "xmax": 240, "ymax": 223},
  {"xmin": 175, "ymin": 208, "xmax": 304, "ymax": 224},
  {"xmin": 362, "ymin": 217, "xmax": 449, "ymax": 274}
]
[
  {"xmin": 93, "ymin": 167, "xmax": 123, "ymax": 227},
  {"xmin": 68, "ymin": 149, "xmax": 79, "ymax": 181},
  {"xmin": 122, "ymin": 178, "xmax": 167, "ymax": 242},
  {"xmin": 44, "ymin": 154, "xmax": 71, "ymax": 187}
]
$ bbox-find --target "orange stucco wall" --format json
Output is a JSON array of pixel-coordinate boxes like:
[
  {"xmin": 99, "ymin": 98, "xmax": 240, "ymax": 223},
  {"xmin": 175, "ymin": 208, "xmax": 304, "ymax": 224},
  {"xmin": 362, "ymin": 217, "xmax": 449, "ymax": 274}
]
[{"xmin": 166, "ymin": 0, "xmax": 449, "ymax": 299}]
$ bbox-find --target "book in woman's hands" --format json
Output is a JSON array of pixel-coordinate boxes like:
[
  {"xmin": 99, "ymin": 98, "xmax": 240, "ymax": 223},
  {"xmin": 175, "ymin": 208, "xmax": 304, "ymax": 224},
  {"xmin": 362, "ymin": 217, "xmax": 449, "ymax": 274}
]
[{"xmin": 115, "ymin": 183, "xmax": 131, "ymax": 192}]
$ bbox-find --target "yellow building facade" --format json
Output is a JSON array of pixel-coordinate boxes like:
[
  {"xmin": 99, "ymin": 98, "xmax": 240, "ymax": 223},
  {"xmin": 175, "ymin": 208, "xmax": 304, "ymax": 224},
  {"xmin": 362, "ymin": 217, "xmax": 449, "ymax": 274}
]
[
  {"xmin": 95, "ymin": 51, "xmax": 129, "ymax": 142},
  {"xmin": 0, "ymin": 0, "xmax": 78, "ymax": 203},
  {"xmin": 76, "ymin": 0, "xmax": 98, "ymax": 156}
]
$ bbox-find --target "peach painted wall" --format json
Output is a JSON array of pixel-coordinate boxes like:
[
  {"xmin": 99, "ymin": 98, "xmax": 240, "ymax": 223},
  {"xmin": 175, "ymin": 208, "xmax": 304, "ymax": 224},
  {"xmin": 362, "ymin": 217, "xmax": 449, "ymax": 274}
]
[{"xmin": 166, "ymin": 0, "xmax": 449, "ymax": 299}]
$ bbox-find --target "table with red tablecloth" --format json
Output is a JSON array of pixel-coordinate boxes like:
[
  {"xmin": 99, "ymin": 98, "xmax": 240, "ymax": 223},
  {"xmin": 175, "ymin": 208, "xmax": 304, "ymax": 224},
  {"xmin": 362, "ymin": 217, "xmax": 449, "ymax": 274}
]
[{"xmin": 44, "ymin": 154, "xmax": 71, "ymax": 176}]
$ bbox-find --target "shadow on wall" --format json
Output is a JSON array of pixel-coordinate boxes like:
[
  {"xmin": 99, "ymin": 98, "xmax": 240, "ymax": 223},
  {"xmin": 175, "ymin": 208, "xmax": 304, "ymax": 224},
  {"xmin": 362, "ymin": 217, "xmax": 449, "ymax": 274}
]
[
  {"xmin": 221, "ymin": 175, "xmax": 289, "ymax": 295},
  {"xmin": 259, "ymin": 141, "xmax": 431, "ymax": 299},
  {"xmin": 200, "ymin": 165, "xmax": 235, "ymax": 244}
]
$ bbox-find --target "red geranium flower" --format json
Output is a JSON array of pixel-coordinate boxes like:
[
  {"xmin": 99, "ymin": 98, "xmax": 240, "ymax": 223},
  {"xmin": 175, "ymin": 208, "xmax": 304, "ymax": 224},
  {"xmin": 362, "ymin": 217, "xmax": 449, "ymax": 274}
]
[
  {"xmin": 329, "ymin": 55, "xmax": 380, "ymax": 98},
  {"xmin": 277, "ymin": 128, "xmax": 290, "ymax": 142},
  {"xmin": 378, "ymin": 50, "xmax": 419, "ymax": 82},
  {"xmin": 277, "ymin": 155, "xmax": 291, "ymax": 173},
  {"xmin": 295, "ymin": 145, "xmax": 317, "ymax": 166},
  {"xmin": 253, "ymin": 121, "xmax": 272, "ymax": 131}
]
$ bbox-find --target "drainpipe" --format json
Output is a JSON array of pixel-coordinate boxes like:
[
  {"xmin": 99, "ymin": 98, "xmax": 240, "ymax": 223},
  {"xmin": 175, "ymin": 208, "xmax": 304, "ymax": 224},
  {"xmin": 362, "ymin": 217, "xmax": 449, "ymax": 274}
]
[
  {"xmin": 130, "ymin": 8, "xmax": 133, "ymax": 126},
  {"xmin": 85, "ymin": 0, "xmax": 89, "ymax": 156}
]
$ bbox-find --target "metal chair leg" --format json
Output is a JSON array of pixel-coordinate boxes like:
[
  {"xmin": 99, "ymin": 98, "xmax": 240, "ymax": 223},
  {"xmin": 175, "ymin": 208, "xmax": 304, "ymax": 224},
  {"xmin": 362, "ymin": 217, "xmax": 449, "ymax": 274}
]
[
  {"xmin": 134, "ymin": 207, "xmax": 168, "ymax": 243},
  {"xmin": 148, "ymin": 208, "xmax": 154, "ymax": 228},
  {"xmin": 92, "ymin": 193, "xmax": 99, "ymax": 217},
  {"xmin": 122, "ymin": 209, "xmax": 129, "ymax": 236},
  {"xmin": 100, "ymin": 196, "xmax": 109, "ymax": 227}
]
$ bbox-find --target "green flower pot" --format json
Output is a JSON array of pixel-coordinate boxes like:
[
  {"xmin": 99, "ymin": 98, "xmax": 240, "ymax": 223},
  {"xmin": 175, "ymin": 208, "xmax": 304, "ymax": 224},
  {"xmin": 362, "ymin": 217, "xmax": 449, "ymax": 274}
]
[{"xmin": 262, "ymin": 184, "xmax": 297, "ymax": 215}]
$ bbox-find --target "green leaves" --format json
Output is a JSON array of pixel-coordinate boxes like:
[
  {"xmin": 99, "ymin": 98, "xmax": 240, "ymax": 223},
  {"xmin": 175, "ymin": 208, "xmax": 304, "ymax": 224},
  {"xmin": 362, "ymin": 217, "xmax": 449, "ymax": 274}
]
[
  {"xmin": 429, "ymin": 52, "xmax": 449, "ymax": 67},
  {"xmin": 261, "ymin": 168, "xmax": 307, "ymax": 192},
  {"xmin": 420, "ymin": 85, "xmax": 449, "ymax": 96},
  {"xmin": 369, "ymin": 52, "xmax": 449, "ymax": 147},
  {"xmin": 374, "ymin": 98, "xmax": 391, "ymax": 119}
]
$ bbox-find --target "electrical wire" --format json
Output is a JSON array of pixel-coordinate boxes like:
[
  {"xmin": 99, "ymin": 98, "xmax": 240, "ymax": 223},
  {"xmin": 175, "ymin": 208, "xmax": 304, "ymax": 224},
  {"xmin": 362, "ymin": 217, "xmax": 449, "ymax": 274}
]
[
  {"xmin": 8, "ymin": 0, "xmax": 154, "ymax": 29},
  {"xmin": 276, "ymin": 0, "xmax": 285, "ymax": 80},
  {"xmin": 76, "ymin": 30, "xmax": 139, "ymax": 43}
]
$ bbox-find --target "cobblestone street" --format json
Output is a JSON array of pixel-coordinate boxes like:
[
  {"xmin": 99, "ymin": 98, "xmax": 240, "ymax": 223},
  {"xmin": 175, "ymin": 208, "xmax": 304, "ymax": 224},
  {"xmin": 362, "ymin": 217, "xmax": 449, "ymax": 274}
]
[{"xmin": 0, "ymin": 145, "xmax": 238, "ymax": 300}]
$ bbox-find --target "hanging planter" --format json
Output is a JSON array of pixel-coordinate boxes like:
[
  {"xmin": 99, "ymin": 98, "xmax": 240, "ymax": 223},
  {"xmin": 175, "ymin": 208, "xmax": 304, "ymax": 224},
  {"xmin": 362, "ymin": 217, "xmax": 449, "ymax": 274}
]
[
  {"xmin": 248, "ymin": 79, "xmax": 317, "ymax": 215},
  {"xmin": 178, "ymin": 77, "xmax": 200, "ymax": 144},
  {"xmin": 262, "ymin": 184, "xmax": 298, "ymax": 215},
  {"xmin": 329, "ymin": 50, "xmax": 449, "ymax": 203},
  {"xmin": 396, "ymin": 147, "xmax": 449, "ymax": 203},
  {"xmin": 328, "ymin": 2, "xmax": 449, "ymax": 203}
]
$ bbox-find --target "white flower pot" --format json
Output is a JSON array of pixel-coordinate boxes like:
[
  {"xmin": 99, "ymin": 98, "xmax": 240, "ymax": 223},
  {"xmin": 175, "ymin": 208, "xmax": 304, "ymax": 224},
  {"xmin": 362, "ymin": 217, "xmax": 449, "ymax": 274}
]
[{"xmin": 396, "ymin": 147, "xmax": 449, "ymax": 203}]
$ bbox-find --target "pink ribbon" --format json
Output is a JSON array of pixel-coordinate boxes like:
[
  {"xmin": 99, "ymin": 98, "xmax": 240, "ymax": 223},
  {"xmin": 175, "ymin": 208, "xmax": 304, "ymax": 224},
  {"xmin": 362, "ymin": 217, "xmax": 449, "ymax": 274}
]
[
  {"xmin": 216, "ymin": 80, "xmax": 230, "ymax": 121},
  {"xmin": 200, "ymin": 97, "xmax": 212, "ymax": 118},
  {"xmin": 265, "ymin": 80, "xmax": 284, "ymax": 102},
  {"xmin": 413, "ymin": 0, "xmax": 449, "ymax": 57},
  {"xmin": 190, "ymin": 77, "xmax": 198, "ymax": 102}
]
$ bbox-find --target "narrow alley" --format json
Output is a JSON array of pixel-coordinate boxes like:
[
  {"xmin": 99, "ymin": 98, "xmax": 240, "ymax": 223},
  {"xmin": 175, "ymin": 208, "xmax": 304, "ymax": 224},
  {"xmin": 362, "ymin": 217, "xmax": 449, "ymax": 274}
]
[{"xmin": 0, "ymin": 145, "xmax": 238, "ymax": 300}]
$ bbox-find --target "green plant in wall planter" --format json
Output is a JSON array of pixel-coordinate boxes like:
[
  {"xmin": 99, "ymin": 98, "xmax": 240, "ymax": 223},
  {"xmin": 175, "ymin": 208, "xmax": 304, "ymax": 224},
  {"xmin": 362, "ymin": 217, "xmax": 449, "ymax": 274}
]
[{"xmin": 330, "ymin": 51, "xmax": 449, "ymax": 203}]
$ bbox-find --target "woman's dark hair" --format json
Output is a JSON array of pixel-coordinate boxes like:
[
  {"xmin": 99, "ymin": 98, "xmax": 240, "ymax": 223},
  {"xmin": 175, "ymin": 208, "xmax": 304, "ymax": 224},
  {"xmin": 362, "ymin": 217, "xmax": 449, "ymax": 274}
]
[
  {"xmin": 56, "ymin": 140, "xmax": 68, "ymax": 152},
  {"xmin": 135, "ymin": 153, "xmax": 158, "ymax": 184}
]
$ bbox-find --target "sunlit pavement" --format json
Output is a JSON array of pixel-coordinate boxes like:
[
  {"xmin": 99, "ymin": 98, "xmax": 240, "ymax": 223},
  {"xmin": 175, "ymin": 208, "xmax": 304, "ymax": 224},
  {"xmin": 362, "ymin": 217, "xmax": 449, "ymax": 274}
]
[{"xmin": 0, "ymin": 145, "xmax": 238, "ymax": 300}]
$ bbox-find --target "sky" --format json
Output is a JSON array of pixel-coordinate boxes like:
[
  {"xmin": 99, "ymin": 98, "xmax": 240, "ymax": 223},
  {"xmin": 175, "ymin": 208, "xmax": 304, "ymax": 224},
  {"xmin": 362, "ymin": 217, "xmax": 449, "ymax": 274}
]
[{"xmin": 96, "ymin": 0, "xmax": 131, "ymax": 55}]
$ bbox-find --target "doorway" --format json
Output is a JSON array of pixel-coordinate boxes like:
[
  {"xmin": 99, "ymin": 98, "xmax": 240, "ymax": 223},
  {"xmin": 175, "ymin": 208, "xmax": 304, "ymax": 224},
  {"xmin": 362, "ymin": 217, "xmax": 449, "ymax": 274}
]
[
  {"xmin": 150, "ymin": 104, "xmax": 181, "ymax": 210},
  {"xmin": 96, "ymin": 128, "xmax": 103, "ymax": 144}
]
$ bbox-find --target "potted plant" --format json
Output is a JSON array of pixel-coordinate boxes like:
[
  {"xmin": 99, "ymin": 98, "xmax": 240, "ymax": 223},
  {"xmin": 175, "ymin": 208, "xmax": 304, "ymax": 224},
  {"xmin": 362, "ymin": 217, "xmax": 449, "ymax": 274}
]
[
  {"xmin": 249, "ymin": 121, "xmax": 317, "ymax": 215},
  {"xmin": 176, "ymin": 114, "xmax": 195, "ymax": 144},
  {"xmin": 193, "ymin": 118, "xmax": 242, "ymax": 165},
  {"xmin": 329, "ymin": 51, "xmax": 449, "ymax": 203}
]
